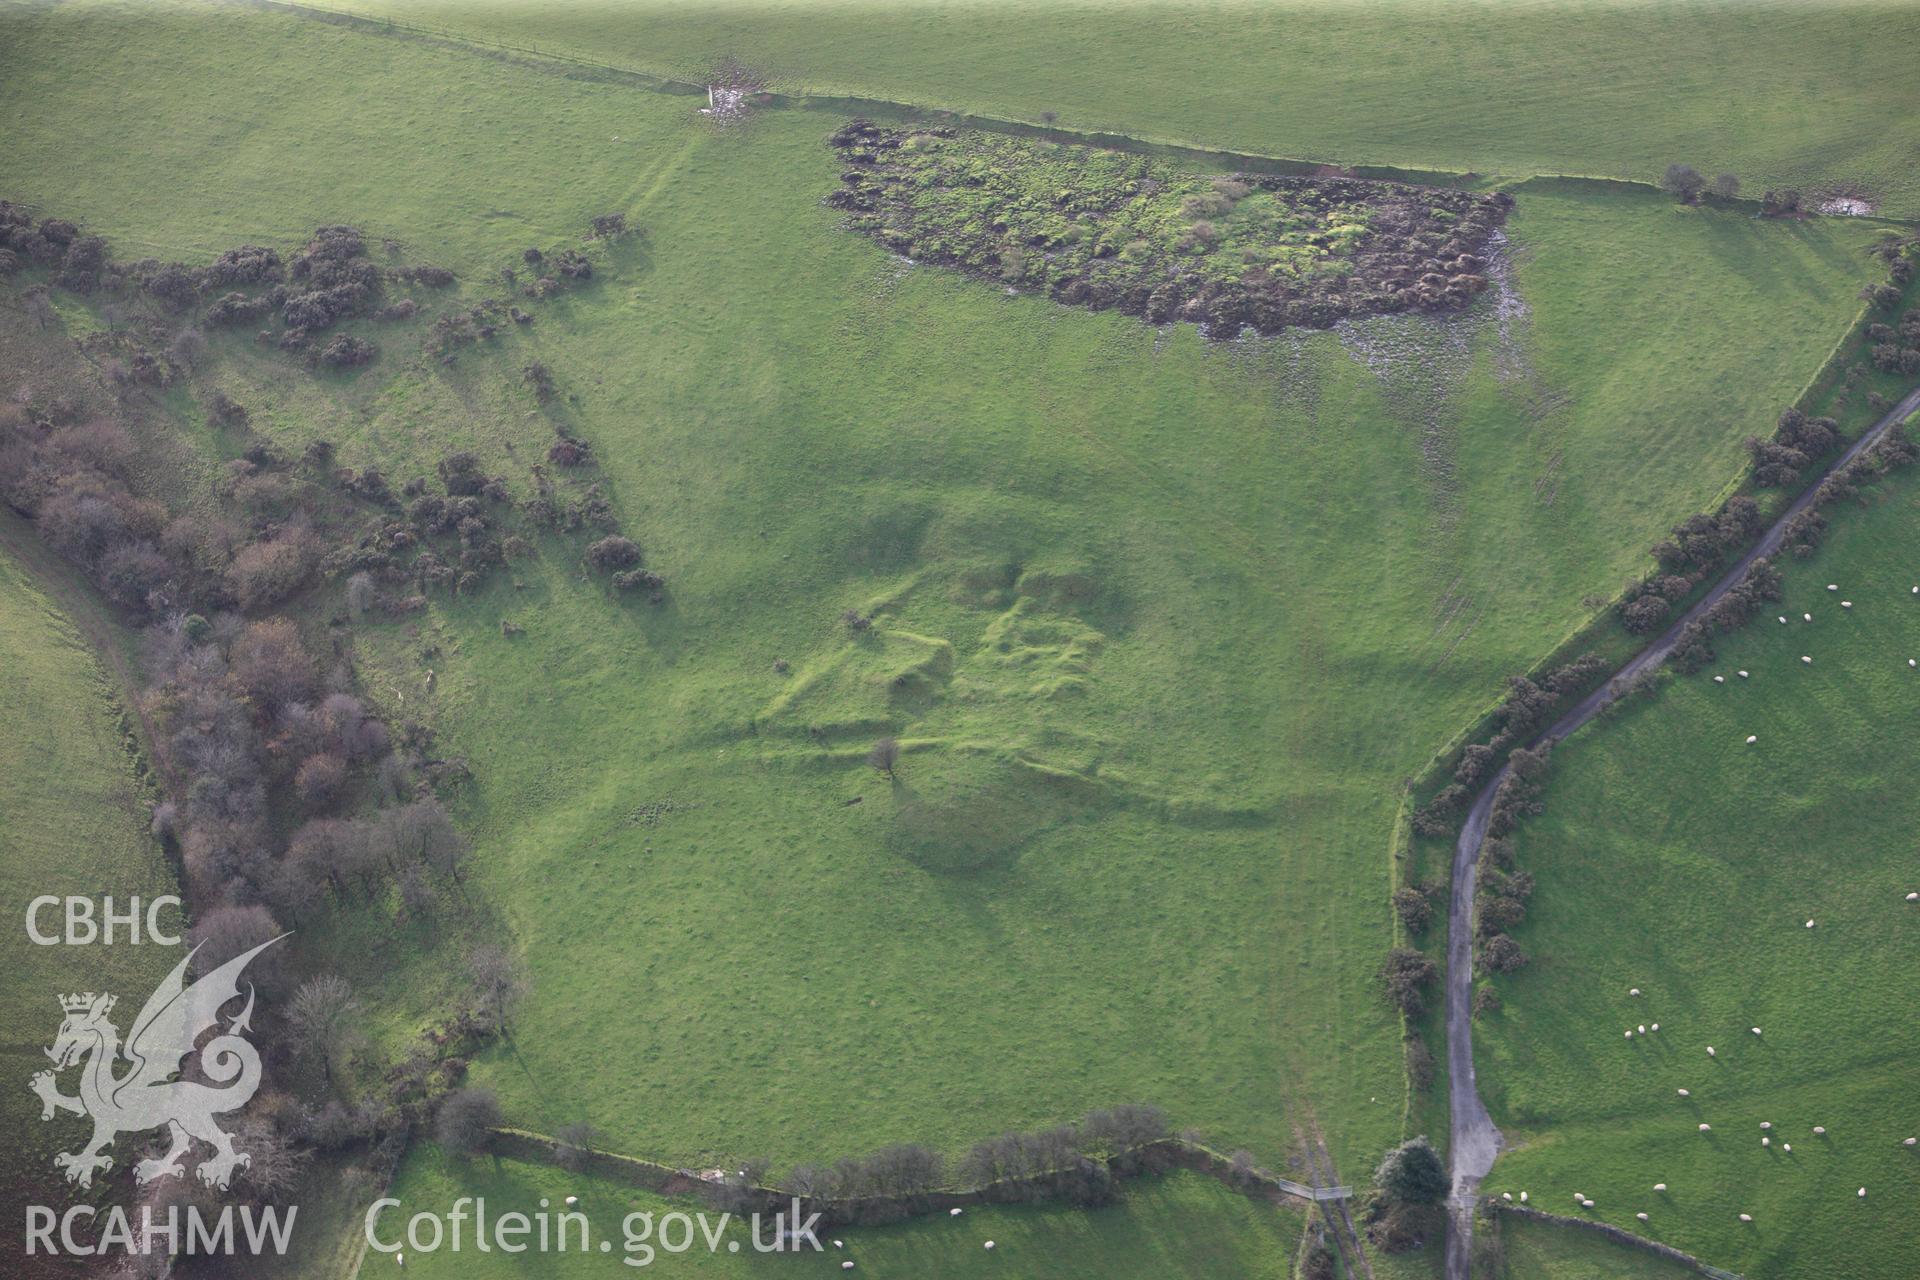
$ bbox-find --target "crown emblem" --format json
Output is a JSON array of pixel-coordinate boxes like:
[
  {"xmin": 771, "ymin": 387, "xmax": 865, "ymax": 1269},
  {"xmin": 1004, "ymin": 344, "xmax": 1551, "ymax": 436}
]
[{"xmin": 59, "ymin": 992, "xmax": 113, "ymax": 1014}]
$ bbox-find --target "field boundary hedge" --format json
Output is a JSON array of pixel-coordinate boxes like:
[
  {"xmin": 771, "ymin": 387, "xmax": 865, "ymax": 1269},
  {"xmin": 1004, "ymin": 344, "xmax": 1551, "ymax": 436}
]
[
  {"xmin": 251, "ymin": 0, "xmax": 1487, "ymax": 189},
  {"xmin": 1485, "ymin": 1203, "xmax": 1746, "ymax": 1280},
  {"xmin": 484, "ymin": 1127, "xmax": 1350, "ymax": 1220}
]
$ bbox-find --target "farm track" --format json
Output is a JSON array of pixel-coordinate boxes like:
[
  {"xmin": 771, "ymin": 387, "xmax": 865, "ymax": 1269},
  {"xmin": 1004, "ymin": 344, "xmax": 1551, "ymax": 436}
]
[{"xmin": 1440, "ymin": 380, "xmax": 1920, "ymax": 1280}]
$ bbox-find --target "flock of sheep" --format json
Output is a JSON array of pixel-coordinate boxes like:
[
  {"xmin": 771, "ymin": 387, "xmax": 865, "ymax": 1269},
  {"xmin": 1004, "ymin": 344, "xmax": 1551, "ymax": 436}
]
[{"xmin": 1496, "ymin": 578, "xmax": 1919, "ymax": 1236}]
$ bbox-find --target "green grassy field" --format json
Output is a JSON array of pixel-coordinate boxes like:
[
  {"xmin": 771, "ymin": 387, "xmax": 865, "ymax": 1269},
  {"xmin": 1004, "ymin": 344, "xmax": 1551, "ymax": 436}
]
[
  {"xmin": 367, "ymin": 1149, "xmax": 1307, "ymax": 1278},
  {"xmin": 0, "ymin": 538, "xmax": 179, "ymax": 1254},
  {"xmin": 2, "ymin": 0, "xmax": 1891, "ymax": 1169},
  {"xmin": 1474, "ymin": 479, "xmax": 1920, "ymax": 1277},
  {"xmin": 0, "ymin": 4, "xmax": 1905, "ymax": 1276},
  {"xmin": 322, "ymin": 0, "xmax": 1920, "ymax": 216},
  {"xmin": 1490, "ymin": 1212, "xmax": 1697, "ymax": 1279}
]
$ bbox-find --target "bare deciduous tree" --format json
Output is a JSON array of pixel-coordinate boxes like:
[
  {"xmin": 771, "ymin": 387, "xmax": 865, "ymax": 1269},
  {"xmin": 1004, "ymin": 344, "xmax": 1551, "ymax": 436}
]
[
  {"xmin": 868, "ymin": 736, "xmax": 901, "ymax": 780},
  {"xmin": 469, "ymin": 943, "xmax": 529, "ymax": 1035},
  {"xmin": 288, "ymin": 974, "xmax": 362, "ymax": 1084},
  {"xmin": 434, "ymin": 1087, "xmax": 501, "ymax": 1159}
]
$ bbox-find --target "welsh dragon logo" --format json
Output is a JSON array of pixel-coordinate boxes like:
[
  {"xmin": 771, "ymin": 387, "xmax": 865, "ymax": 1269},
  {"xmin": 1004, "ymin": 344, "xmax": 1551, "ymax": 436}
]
[{"xmin": 28, "ymin": 936, "xmax": 284, "ymax": 1192}]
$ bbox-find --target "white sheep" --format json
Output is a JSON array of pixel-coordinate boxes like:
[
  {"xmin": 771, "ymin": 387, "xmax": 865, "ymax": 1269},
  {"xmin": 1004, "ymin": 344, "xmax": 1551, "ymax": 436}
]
[
  {"xmin": 1783, "ymin": 1143, "xmax": 1791, "ymax": 1152},
  {"xmin": 1905, "ymin": 1138, "xmax": 1917, "ymax": 1147},
  {"xmin": 1574, "ymin": 1193, "xmax": 1586, "ymax": 1203},
  {"xmin": 1708, "ymin": 1046, "xmax": 1717, "ymax": 1056},
  {"xmin": 842, "ymin": 1263, "xmax": 855, "ymax": 1272},
  {"xmin": 1814, "ymin": 1126, "xmax": 1827, "ymax": 1135},
  {"xmin": 564, "ymin": 1196, "xmax": 578, "ymax": 1207},
  {"xmin": 1678, "ymin": 1089, "xmax": 1690, "ymax": 1097},
  {"xmin": 1807, "ymin": 919, "xmax": 1815, "ymax": 927},
  {"xmin": 1651, "ymin": 1023, "xmax": 1660, "ymax": 1032},
  {"xmin": 1714, "ymin": 675, "xmax": 1725, "ymax": 683},
  {"xmin": 1626, "ymin": 1030, "xmax": 1635, "ymax": 1039},
  {"xmin": 984, "ymin": 1241, "xmax": 996, "ymax": 1250},
  {"xmin": 1637, "ymin": 1212, "xmax": 1650, "ymax": 1222},
  {"xmin": 397, "ymin": 1256, "xmax": 405, "ymax": 1270},
  {"xmin": 1630, "ymin": 987, "xmax": 1642, "ymax": 996},
  {"xmin": 1502, "ymin": 1192, "xmax": 1512, "ymax": 1201},
  {"xmin": 1738, "ymin": 670, "xmax": 1749, "ymax": 678},
  {"xmin": 1802, "ymin": 655, "xmax": 1813, "ymax": 664},
  {"xmin": 1910, "ymin": 660, "xmax": 1917, "ymax": 669},
  {"xmin": 1778, "ymin": 616, "xmax": 1788, "ymax": 623},
  {"xmin": 951, "ymin": 1207, "xmax": 964, "ymax": 1216},
  {"xmin": 1860, "ymin": 1188, "xmax": 1868, "ymax": 1197},
  {"xmin": 1520, "ymin": 1191, "xmax": 1529, "ymax": 1203},
  {"xmin": 1746, "ymin": 735, "xmax": 1758, "ymax": 744},
  {"xmin": 1762, "ymin": 1137, "xmax": 1771, "ymax": 1147},
  {"xmin": 1805, "ymin": 613, "xmax": 1814, "ymax": 622},
  {"xmin": 1907, "ymin": 892, "xmax": 1919, "ymax": 901},
  {"xmin": 1701, "ymin": 1123, "xmax": 1712, "ymax": 1131},
  {"xmin": 1753, "ymin": 1026, "xmax": 1764, "ymax": 1035},
  {"xmin": 1638, "ymin": 1024, "xmax": 1647, "ymax": 1034},
  {"xmin": 1842, "ymin": 601, "xmax": 1853, "ymax": 608},
  {"xmin": 1582, "ymin": 1199, "xmax": 1595, "ymax": 1208},
  {"xmin": 1739, "ymin": 1213, "xmax": 1752, "ymax": 1223},
  {"xmin": 1828, "ymin": 584, "xmax": 1838, "ymax": 592},
  {"xmin": 1654, "ymin": 1183, "xmax": 1668, "ymax": 1191},
  {"xmin": 1760, "ymin": 1121, "xmax": 1772, "ymax": 1129}
]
